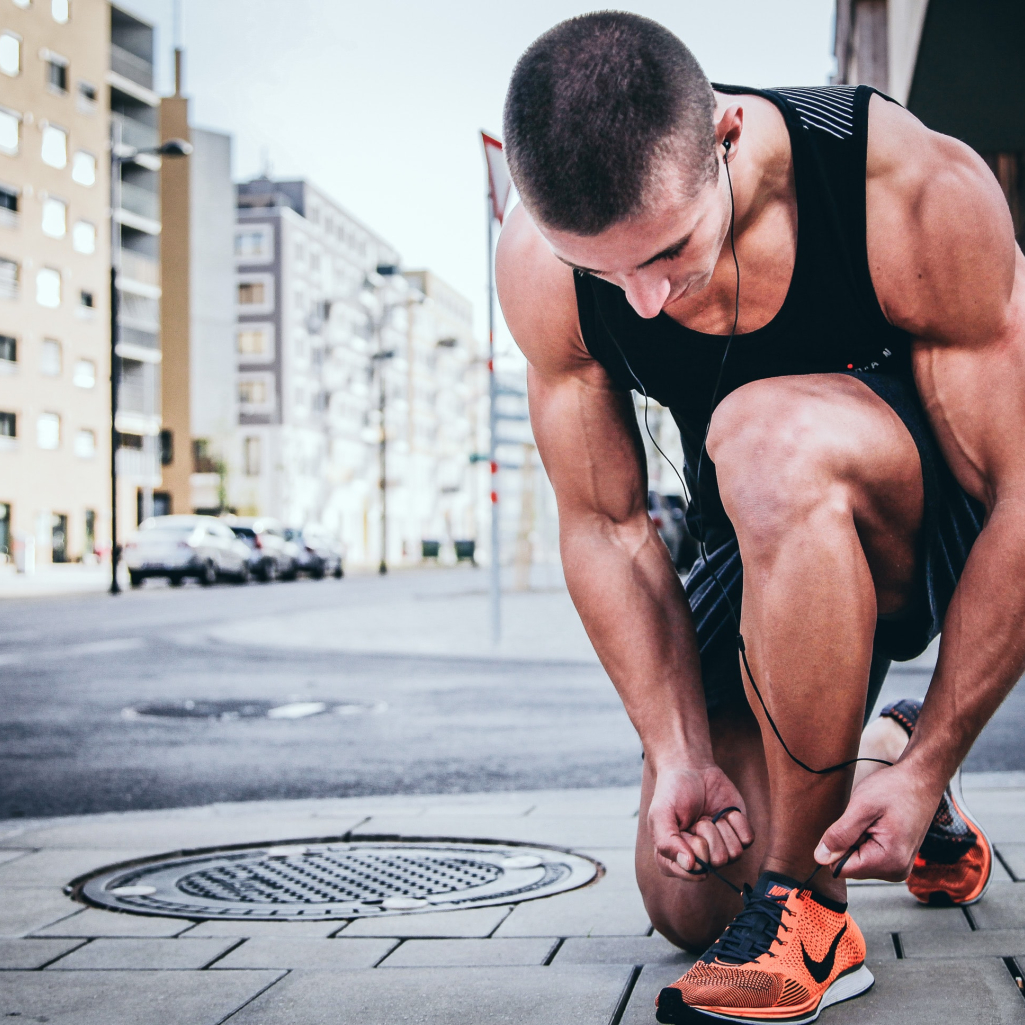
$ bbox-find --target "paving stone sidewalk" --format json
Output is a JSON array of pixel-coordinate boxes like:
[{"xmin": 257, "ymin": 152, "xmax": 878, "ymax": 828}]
[{"xmin": 1, "ymin": 780, "xmax": 1024, "ymax": 1024}]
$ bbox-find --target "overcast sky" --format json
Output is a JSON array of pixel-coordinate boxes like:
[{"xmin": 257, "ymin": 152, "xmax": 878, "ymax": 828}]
[{"xmin": 120, "ymin": 0, "xmax": 837, "ymax": 348}]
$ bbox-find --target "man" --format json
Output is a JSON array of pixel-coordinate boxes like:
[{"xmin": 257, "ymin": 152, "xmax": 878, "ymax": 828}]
[{"xmin": 496, "ymin": 12, "xmax": 1024, "ymax": 1024}]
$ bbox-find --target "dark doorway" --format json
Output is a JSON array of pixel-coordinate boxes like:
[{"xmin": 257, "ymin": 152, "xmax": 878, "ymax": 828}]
[{"xmin": 51, "ymin": 513, "xmax": 68, "ymax": 563}]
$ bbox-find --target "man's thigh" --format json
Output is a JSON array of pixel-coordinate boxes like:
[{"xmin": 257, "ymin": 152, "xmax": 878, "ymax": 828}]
[
  {"xmin": 708, "ymin": 373, "xmax": 925, "ymax": 614},
  {"xmin": 635, "ymin": 709, "xmax": 769, "ymax": 952}
]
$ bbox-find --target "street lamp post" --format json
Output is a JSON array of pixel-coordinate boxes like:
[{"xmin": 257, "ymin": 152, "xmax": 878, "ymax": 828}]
[{"xmin": 108, "ymin": 132, "xmax": 192, "ymax": 595}]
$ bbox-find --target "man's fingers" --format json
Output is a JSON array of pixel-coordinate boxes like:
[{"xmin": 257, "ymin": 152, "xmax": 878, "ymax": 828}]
[
  {"xmin": 815, "ymin": 801, "xmax": 881, "ymax": 867},
  {"xmin": 691, "ymin": 818, "xmax": 729, "ymax": 867},
  {"xmin": 714, "ymin": 819, "xmax": 745, "ymax": 863},
  {"xmin": 723, "ymin": 809, "xmax": 754, "ymax": 848}
]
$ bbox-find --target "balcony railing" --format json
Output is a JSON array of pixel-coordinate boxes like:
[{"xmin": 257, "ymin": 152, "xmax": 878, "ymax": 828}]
[
  {"xmin": 110, "ymin": 43, "xmax": 154, "ymax": 90},
  {"xmin": 119, "ymin": 249, "xmax": 159, "ymax": 286},
  {"xmin": 112, "ymin": 114, "xmax": 158, "ymax": 153},
  {"xmin": 118, "ymin": 181, "xmax": 159, "ymax": 222},
  {"xmin": 0, "ymin": 260, "xmax": 18, "ymax": 300},
  {"xmin": 116, "ymin": 446, "xmax": 159, "ymax": 479}
]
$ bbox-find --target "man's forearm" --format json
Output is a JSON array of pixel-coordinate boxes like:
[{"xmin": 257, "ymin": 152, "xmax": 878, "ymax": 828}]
[
  {"xmin": 560, "ymin": 513, "xmax": 713, "ymax": 769},
  {"xmin": 903, "ymin": 499, "xmax": 1025, "ymax": 784}
]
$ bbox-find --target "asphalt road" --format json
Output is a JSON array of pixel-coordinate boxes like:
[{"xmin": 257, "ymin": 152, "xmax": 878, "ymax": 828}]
[{"xmin": 0, "ymin": 568, "xmax": 1021, "ymax": 820}]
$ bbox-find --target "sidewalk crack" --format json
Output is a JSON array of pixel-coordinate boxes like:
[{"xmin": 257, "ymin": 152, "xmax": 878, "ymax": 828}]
[
  {"xmin": 202, "ymin": 937, "xmax": 246, "ymax": 969},
  {"xmin": 609, "ymin": 965, "xmax": 642, "ymax": 1025},
  {"xmin": 542, "ymin": 938, "xmax": 564, "ymax": 965}
]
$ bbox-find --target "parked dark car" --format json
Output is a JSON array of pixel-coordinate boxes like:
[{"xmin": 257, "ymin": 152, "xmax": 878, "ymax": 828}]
[
  {"xmin": 648, "ymin": 491, "xmax": 697, "ymax": 573},
  {"xmin": 284, "ymin": 526, "xmax": 344, "ymax": 578},
  {"xmin": 229, "ymin": 518, "xmax": 299, "ymax": 582},
  {"xmin": 124, "ymin": 515, "xmax": 251, "ymax": 587}
]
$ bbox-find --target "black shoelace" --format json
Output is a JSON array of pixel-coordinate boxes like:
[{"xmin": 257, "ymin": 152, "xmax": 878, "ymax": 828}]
[{"xmin": 703, "ymin": 885, "xmax": 794, "ymax": 964}]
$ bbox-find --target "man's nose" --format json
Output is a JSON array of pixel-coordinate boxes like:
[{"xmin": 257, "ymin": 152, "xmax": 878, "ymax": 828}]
[{"xmin": 622, "ymin": 275, "xmax": 671, "ymax": 319}]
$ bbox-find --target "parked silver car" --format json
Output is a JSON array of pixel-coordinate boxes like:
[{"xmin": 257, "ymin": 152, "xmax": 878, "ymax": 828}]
[
  {"xmin": 229, "ymin": 517, "xmax": 300, "ymax": 583},
  {"xmin": 283, "ymin": 526, "xmax": 345, "ymax": 579},
  {"xmin": 124, "ymin": 515, "xmax": 251, "ymax": 587}
]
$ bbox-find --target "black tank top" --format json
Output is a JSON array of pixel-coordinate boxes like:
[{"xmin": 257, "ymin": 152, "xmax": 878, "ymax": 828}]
[{"xmin": 574, "ymin": 84, "xmax": 911, "ymax": 545}]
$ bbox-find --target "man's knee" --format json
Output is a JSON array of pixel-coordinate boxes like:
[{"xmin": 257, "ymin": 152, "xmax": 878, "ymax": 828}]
[{"xmin": 706, "ymin": 380, "xmax": 853, "ymax": 549}]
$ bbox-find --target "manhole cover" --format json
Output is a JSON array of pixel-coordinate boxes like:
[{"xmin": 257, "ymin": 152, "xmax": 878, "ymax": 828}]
[
  {"xmin": 122, "ymin": 700, "xmax": 386, "ymax": 722},
  {"xmin": 71, "ymin": 837, "xmax": 600, "ymax": 920}
]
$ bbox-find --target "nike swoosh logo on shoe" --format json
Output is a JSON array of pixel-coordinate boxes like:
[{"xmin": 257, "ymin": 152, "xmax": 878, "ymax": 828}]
[{"xmin": 801, "ymin": 922, "xmax": 847, "ymax": 984}]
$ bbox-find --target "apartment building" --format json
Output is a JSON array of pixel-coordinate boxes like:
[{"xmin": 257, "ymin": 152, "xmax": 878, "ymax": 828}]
[
  {"xmin": 231, "ymin": 177, "xmax": 490, "ymax": 567},
  {"xmin": 159, "ymin": 52, "xmax": 235, "ymax": 516},
  {"xmin": 834, "ymin": 0, "xmax": 1024, "ymax": 240},
  {"xmin": 0, "ymin": 0, "xmax": 110, "ymax": 564},
  {"xmin": 109, "ymin": 3, "xmax": 163, "ymax": 526}
]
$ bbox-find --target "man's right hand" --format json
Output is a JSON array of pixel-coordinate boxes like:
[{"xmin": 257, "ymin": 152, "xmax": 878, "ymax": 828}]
[{"xmin": 648, "ymin": 763, "xmax": 754, "ymax": 880}]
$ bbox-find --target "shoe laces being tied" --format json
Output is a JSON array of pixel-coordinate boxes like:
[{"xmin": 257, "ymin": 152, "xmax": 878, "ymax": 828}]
[{"xmin": 702, "ymin": 885, "xmax": 795, "ymax": 965}]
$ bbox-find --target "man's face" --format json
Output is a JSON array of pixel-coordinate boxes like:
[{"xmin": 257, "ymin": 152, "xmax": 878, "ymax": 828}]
[{"xmin": 538, "ymin": 169, "xmax": 728, "ymax": 320}]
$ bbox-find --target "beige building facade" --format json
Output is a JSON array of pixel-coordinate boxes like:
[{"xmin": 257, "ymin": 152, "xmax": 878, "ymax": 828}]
[{"xmin": 0, "ymin": 0, "xmax": 111, "ymax": 564}]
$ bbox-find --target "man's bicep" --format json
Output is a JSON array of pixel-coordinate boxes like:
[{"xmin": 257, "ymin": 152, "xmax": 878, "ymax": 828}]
[{"xmin": 528, "ymin": 361, "xmax": 648, "ymax": 525}]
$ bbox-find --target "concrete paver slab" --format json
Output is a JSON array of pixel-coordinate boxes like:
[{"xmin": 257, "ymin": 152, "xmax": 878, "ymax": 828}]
[
  {"xmin": 828, "ymin": 958, "xmax": 1025, "ymax": 1024},
  {"xmin": 380, "ymin": 937, "xmax": 557, "ymax": 967},
  {"xmin": 32, "ymin": 908, "xmax": 196, "ymax": 938},
  {"xmin": 0, "ymin": 888, "xmax": 82, "ymax": 937},
  {"xmin": 229, "ymin": 964, "xmax": 633, "ymax": 1025},
  {"xmin": 495, "ymin": 884, "xmax": 651, "ymax": 937},
  {"xmin": 845, "ymin": 885, "xmax": 971, "ymax": 933},
  {"xmin": 994, "ymin": 843, "xmax": 1025, "ymax": 881},
  {"xmin": 0, "ymin": 849, "xmax": 30, "ymax": 867},
  {"xmin": 213, "ymin": 937, "xmax": 397, "ymax": 969},
  {"xmin": 0, "ymin": 848, "xmax": 153, "ymax": 888},
  {"xmin": 45, "ymin": 937, "xmax": 237, "ymax": 970},
  {"xmin": 555, "ymin": 935, "xmax": 692, "ymax": 966},
  {"xmin": 0, "ymin": 968, "xmax": 285, "ymax": 1025},
  {"xmin": 620, "ymin": 964, "xmax": 687, "ymax": 1025},
  {"xmin": 0, "ymin": 938, "xmax": 85, "ymax": 968},
  {"xmin": 183, "ymin": 919, "xmax": 342, "ymax": 938},
  {"xmin": 901, "ymin": 928, "xmax": 1025, "ymax": 958},
  {"xmin": 969, "ymin": 883, "xmax": 1025, "ymax": 930},
  {"xmin": 338, "ymin": 906, "xmax": 511, "ymax": 938}
]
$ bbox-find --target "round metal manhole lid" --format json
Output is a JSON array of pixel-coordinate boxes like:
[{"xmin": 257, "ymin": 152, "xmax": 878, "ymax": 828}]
[{"xmin": 71, "ymin": 837, "xmax": 601, "ymax": 920}]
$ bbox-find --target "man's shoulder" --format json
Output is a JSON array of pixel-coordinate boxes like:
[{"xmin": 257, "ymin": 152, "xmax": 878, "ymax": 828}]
[
  {"xmin": 865, "ymin": 94, "xmax": 1015, "ymax": 341},
  {"xmin": 495, "ymin": 205, "xmax": 586, "ymax": 374}
]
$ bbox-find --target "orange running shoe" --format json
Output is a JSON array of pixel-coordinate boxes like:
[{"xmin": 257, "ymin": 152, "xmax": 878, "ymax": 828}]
[
  {"xmin": 656, "ymin": 872, "xmax": 873, "ymax": 1024},
  {"xmin": 880, "ymin": 700, "xmax": 993, "ymax": 906}
]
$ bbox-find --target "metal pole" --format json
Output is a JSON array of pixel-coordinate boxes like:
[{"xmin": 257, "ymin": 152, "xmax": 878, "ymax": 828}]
[
  {"xmin": 487, "ymin": 202, "xmax": 500, "ymax": 643},
  {"xmin": 378, "ymin": 343, "xmax": 387, "ymax": 576},
  {"xmin": 109, "ymin": 127, "xmax": 122, "ymax": 595}
]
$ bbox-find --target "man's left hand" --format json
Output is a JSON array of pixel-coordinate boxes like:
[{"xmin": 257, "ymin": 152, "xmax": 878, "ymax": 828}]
[{"xmin": 814, "ymin": 761, "xmax": 942, "ymax": 880}]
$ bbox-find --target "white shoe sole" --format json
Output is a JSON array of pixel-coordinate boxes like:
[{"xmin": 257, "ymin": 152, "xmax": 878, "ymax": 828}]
[{"xmin": 682, "ymin": 964, "xmax": 875, "ymax": 1024}]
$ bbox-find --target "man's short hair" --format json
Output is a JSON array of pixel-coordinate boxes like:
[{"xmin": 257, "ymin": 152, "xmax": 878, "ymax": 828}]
[{"xmin": 503, "ymin": 12, "xmax": 717, "ymax": 236}]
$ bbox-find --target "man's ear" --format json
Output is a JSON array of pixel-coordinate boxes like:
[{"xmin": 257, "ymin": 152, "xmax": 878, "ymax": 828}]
[{"xmin": 716, "ymin": 104, "xmax": 744, "ymax": 161}]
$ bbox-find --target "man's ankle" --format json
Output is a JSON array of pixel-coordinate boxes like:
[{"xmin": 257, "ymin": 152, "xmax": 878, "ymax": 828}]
[{"xmin": 761, "ymin": 857, "xmax": 847, "ymax": 903}]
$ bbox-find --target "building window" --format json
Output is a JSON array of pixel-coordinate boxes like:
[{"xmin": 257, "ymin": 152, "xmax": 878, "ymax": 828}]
[
  {"xmin": 71, "ymin": 150, "xmax": 95, "ymax": 186},
  {"xmin": 239, "ymin": 378, "xmax": 268, "ymax": 405},
  {"xmin": 235, "ymin": 227, "xmax": 272, "ymax": 260},
  {"xmin": 41, "ymin": 196, "xmax": 66, "ymax": 237},
  {"xmin": 159, "ymin": 428, "xmax": 172, "ymax": 465},
  {"xmin": 0, "ymin": 334, "xmax": 14, "ymax": 362},
  {"xmin": 39, "ymin": 338, "xmax": 61, "ymax": 375},
  {"xmin": 0, "ymin": 503, "xmax": 10, "ymax": 558},
  {"xmin": 76, "ymin": 80, "xmax": 95, "ymax": 105},
  {"xmin": 118, "ymin": 432, "xmax": 143, "ymax": 450},
  {"xmin": 72, "ymin": 358, "xmax": 94, "ymax": 387},
  {"xmin": 51, "ymin": 0, "xmax": 68, "ymax": 24},
  {"xmin": 238, "ymin": 281, "xmax": 266, "ymax": 305},
  {"xmin": 79, "ymin": 288, "xmax": 93, "ymax": 308},
  {"xmin": 0, "ymin": 184, "xmax": 17, "ymax": 212},
  {"xmin": 73, "ymin": 427, "xmax": 95, "ymax": 458},
  {"xmin": 36, "ymin": 412, "xmax": 59, "ymax": 449},
  {"xmin": 0, "ymin": 411, "xmax": 15, "ymax": 436},
  {"xmin": 0, "ymin": 33, "xmax": 20, "ymax": 77},
  {"xmin": 243, "ymin": 436, "xmax": 261, "ymax": 476},
  {"xmin": 0, "ymin": 108, "xmax": 20, "ymax": 155},
  {"xmin": 36, "ymin": 267, "xmax": 60, "ymax": 307},
  {"xmin": 0, "ymin": 257, "xmax": 17, "ymax": 298},
  {"xmin": 237, "ymin": 325, "xmax": 272, "ymax": 357},
  {"xmin": 46, "ymin": 56, "xmax": 67, "ymax": 93},
  {"xmin": 72, "ymin": 220, "xmax": 95, "ymax": 254},
  {"xmin": 40, "ymin": 124, "xmax": 67, "ymax": 169}
]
